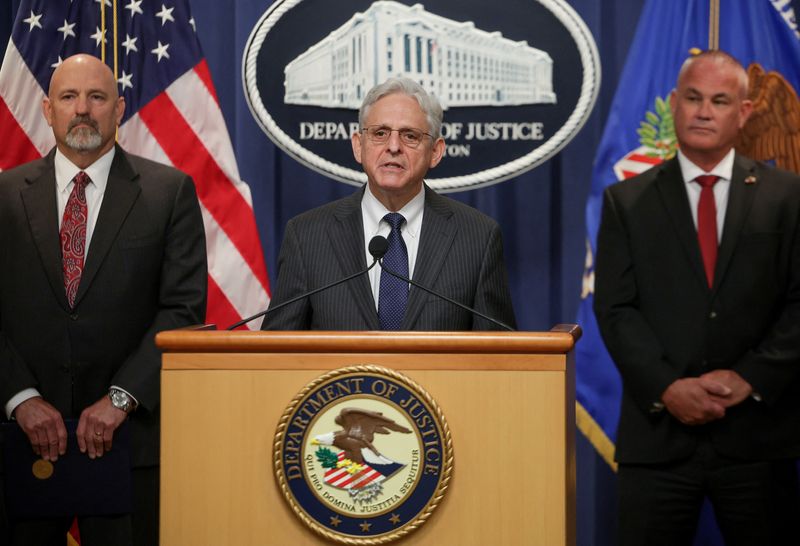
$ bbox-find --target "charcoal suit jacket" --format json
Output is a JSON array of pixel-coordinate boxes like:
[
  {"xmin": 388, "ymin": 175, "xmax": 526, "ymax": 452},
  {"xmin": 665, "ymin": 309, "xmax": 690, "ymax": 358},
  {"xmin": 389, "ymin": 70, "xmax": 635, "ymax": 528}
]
[
  {"xmin": 263, "ymin": 184, "xmax": 516, "ymax": 331},
  {"xmin": 594, "ymin": 154, "xmax": 800, "ymax": 464},
  {"xmin": 0, "ymin": 145, "xmax": 207, "ymax": 467}
]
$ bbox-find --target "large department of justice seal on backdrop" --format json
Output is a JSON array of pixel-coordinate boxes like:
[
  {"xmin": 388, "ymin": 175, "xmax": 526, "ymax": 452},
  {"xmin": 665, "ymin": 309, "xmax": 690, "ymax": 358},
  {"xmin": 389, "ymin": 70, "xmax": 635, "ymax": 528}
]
[
  {"xmin": 274, "ymin": 366, "xmax": 453, "ymax": 543},
  {"xmin": 243, "ymin": 0, "xmax": 600, "ymax": 191}
]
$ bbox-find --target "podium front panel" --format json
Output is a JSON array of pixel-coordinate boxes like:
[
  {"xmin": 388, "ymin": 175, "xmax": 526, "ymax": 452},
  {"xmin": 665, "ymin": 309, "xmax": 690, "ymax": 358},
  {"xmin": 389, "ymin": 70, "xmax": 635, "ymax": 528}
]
[{"xmin": 158, "ymin": 331, "xmax": 577, "ymax": 546}]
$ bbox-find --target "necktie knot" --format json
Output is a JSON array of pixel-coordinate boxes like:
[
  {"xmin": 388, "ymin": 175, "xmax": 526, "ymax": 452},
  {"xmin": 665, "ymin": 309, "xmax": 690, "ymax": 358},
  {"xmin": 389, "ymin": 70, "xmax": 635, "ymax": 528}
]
[
  {"xmin": 695, "ymin": 175, "xmax": 719, "ymax": 189},
  {"xmin": 384, "ymin": 212, "xmax": 405, "ymax": 231},
  {"xmin": 74, "ymin": 171, "xmax": 90, "ymax": 187}
]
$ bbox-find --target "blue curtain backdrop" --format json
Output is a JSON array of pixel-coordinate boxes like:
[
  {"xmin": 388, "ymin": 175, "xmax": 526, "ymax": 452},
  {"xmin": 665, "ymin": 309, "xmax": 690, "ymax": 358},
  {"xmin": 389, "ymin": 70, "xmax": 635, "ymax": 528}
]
[
  {"xmin": 2, "ymin": 1, "xmax": 798, "ymax": 544},
  {"xmin": 0, "ymin": 0, "xmax": 641, "ymax": 333}
]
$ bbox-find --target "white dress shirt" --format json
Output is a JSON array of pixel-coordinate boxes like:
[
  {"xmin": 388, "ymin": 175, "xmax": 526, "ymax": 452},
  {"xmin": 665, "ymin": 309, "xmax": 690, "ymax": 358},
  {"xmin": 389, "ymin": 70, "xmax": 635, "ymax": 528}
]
[
  {"xmin": 677, "ymin": 148, "xmax": 736, "ymax": 242},
  {"xmin": 55, "ymin": 146, "xmax": 115, "ymax": 242},
  {"xmin": 361, "ymin": 184, "xmax": 425, "ymax": 310}
]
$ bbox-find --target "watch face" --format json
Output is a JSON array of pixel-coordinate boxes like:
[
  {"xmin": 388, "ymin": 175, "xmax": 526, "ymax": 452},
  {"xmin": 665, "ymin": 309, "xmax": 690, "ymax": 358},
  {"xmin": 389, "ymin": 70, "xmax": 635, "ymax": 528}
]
[{"xmin": 112, "ymin": 391, "xmax": 130, "ymax": 410}]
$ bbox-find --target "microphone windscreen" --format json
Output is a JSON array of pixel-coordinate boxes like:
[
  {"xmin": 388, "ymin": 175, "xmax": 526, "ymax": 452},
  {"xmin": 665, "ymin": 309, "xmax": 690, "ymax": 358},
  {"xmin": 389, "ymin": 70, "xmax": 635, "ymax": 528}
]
[{"xmin": 369, "ymin": 235, "xmax": 389, "ymax": 260}]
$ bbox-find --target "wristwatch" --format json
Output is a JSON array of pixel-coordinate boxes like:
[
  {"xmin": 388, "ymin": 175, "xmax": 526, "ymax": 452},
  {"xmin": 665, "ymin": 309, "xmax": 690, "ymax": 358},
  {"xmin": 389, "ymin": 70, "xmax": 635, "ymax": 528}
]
[{"xmin": 109, "ymin": 388, "xmax": 136, "ymax": 413}]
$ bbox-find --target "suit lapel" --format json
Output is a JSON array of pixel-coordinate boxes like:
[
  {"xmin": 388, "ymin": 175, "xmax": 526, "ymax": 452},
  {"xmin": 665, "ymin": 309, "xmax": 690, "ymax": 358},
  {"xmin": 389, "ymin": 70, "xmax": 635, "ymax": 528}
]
[
  {"xmin": 330, "ymin": 188, "xmax": 381, "ymax": 329},
  {"xmin": 402, "ymin": 186, "xmax": 456, "ymax": 329},
  {"xmin": 655, "ymin": 159, "xmax": 709, "ymax": 290},
  {"xmin": 74, "ymin": 148, "xmax": 141, "ymax": 307},
  {"xmin": 20, "ymin": 151, "xmax": 71, "ymax": 311},
  {"xmin": 713, "ymin": 155, "xmax": 758, "ymax": 294}
]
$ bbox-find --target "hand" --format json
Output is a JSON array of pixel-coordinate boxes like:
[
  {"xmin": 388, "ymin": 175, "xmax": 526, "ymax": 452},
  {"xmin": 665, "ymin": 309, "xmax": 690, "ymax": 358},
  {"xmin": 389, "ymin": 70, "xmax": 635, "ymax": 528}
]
[
  {"xmin": 661, "ymin": 377, "xmax": 731, "ymax": 425},
  {"xmin": 14, "ymin": 397, "xmax": 67, "ymax": 462},
  {"xmin": 700, "ymin": 369, "xmax": 753, "ymax": 408},
  {"xmin": 76, "ymin": 395, "xmax": 128, "ymax": 459}
]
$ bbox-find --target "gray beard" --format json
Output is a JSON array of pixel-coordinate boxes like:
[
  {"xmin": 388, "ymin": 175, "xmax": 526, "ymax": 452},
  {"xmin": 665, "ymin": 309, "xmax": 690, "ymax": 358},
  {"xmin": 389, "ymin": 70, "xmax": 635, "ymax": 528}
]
[{"xmin": 65, "ymin": 127, "xmax": 102, "ymax": 152}]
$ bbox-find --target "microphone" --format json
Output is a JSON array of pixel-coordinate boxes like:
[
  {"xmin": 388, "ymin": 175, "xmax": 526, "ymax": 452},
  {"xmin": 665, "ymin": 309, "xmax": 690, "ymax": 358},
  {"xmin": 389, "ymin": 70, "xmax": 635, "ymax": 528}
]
[
  {"xmin": 226, "ymin": 236, "xmax": 388, "ymax": 330},
  {"xmin": 371, "ymin": 236, "xmax": 515, "ymax": 331}
]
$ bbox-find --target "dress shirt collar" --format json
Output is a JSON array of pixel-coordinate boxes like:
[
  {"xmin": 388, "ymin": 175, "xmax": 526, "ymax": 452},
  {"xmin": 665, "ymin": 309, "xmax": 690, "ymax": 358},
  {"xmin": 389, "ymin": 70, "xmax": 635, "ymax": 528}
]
[
  {"xmin": 54, "ymin": 146, "xmax": 115, "ymax": 193},
  {"xmin": 677, "ymin": 148, "xmax": 735, "ymax": 185},
  {"xmin": 362, "ymin": 183, "xmax": 425, "ymax": 239}
]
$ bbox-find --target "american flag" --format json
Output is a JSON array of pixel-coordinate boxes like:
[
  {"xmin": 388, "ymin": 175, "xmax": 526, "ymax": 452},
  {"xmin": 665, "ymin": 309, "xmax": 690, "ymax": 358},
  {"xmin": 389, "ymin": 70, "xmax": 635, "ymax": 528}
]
[
  {"xmin": 0, "ymin": 0, "xmax": 270, "ymax": 330},
  {"xmin": 323, "ymin": 451, "xmax": 403, "ymax": 490}
]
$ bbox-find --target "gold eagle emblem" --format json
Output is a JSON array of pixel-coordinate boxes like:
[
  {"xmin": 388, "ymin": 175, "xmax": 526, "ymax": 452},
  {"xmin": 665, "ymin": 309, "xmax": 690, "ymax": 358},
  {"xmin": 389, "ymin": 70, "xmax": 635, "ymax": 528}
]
[{"xmin": 735, "ymin": 63, "xmax": 800, "ymax": 174}]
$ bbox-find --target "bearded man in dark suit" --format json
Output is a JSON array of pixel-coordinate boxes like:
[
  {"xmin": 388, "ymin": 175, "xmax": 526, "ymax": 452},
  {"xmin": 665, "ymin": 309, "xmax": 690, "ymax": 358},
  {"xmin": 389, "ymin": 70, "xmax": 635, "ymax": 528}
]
[
  {"xmin": 263, "ymin": 77, "xmax": 515, "ymax": 331},
  {"xmin": 594, "ymin": 50, "xmax": 800, "ymax": 545},
  {"xmin": 0, "ymin": 54, "xmax": 207, "ymax": 545}
]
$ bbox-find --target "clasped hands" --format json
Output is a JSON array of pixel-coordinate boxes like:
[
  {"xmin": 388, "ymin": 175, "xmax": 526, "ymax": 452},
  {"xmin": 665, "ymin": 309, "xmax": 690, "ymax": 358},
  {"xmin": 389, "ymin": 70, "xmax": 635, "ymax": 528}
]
[
  {"xmin": 661, "ymin": 369, "xmax": 753, "ymax": 426},
  {"xmin": 13, "ymin": 395, "xmax": 128, "ymax": 462}
]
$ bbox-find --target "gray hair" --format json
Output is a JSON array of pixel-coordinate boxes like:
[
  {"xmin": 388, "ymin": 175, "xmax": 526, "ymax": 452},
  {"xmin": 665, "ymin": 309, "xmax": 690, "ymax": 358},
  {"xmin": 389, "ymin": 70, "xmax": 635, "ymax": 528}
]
[{"xmin": 358, "ymin": 77, "xmax": 444, "ymax": 139}]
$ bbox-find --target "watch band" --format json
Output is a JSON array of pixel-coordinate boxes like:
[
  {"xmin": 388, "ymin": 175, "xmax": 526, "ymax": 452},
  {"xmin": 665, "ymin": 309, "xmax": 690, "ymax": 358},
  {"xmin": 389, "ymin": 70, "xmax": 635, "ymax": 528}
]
[{"xmin": 109, "ymin": 388, "xmax": 136, "ymax": 413}]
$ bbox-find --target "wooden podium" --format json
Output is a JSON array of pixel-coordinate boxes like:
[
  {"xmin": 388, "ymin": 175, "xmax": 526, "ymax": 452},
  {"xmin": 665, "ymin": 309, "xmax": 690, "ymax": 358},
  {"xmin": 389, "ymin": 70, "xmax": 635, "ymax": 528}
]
[{"xmin": 157, "ymin": 326, "xmax": 579, "ymax": 545}]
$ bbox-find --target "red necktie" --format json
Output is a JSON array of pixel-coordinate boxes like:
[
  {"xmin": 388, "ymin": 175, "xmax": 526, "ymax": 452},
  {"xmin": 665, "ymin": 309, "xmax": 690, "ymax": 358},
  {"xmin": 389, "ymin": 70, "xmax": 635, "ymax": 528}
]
[
  {"xmin": 61, "ymin": 171, "xmax": 91, "ymax": 308},
  {"xmin": 695, "ymin": 175, "xmax": 719, "ymax": 287}
]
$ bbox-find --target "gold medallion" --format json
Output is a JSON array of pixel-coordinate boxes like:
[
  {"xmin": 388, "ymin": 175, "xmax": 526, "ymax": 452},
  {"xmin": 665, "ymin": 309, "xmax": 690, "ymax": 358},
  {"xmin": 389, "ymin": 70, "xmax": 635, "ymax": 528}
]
[{"xmin": 32, "ymin": 459, "xmax": 54, "ymax": 480}]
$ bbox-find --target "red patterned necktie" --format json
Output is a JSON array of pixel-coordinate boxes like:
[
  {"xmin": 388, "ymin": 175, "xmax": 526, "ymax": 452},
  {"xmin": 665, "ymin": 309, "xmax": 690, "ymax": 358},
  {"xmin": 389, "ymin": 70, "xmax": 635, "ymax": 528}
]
[
  {"xmin": 61, "ymin": 171, "xmax": 91, "ymax": 308},
  {"xmin": 695, "ymin": 175, "xmax": 719, "ymax": 287}
]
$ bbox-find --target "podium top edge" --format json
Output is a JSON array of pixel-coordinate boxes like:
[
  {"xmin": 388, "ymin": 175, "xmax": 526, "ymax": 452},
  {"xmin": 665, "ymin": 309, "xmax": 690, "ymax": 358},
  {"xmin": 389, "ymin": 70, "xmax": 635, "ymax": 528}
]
[{"xmin": 156, "ymin": 325, "xmax": 582, "ymax": 354}]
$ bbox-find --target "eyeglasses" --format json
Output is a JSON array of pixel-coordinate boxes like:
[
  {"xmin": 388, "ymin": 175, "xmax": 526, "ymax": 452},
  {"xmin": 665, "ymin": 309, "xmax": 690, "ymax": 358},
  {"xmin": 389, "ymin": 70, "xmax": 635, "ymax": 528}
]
[{"xmin": 362, "ymin": 125, "xmax": 433, "ymax": 148}]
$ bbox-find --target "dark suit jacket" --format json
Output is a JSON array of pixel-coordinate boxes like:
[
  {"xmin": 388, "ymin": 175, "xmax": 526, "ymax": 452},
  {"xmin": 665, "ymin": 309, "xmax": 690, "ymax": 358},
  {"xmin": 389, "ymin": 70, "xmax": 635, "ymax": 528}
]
[
  {"xmin": 594, "ymin": 154, "xmax": 800, "ymax": 464},
  {"xmin": 263, "ymin": 185, "xmax": 516, "ymax": 330},
  {"xmin": 0, "ymin": 146, "xmax": 207, "ymax": 467}
]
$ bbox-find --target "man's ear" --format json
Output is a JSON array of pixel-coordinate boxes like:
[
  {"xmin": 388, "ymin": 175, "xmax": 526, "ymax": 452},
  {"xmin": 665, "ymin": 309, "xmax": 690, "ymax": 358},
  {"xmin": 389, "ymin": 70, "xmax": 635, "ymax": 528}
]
[
  {"xmin": 351, "ymin": 130, "xmax": 363, "ymax": 164},
  {"xmin": 42, "ymin": 98, "xmax": 53, "ymax": 127},
  {"xmin": 115, "ymin": 96, "xmax": 126, "ymax": 126},
  {"xmin": 738, "ymin": 99, "xmax": 753, "ymax": 128},
  {"xmin": 429, "ymin": 137, "xmax": 445, "ymax": 169}
]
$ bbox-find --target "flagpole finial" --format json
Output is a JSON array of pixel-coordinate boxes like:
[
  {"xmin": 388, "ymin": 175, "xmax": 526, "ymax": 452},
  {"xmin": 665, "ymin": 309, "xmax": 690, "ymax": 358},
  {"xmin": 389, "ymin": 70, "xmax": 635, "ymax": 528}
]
[{"xmin": 688, "ymin": 47, "xmax": 703, "ymax": 56}]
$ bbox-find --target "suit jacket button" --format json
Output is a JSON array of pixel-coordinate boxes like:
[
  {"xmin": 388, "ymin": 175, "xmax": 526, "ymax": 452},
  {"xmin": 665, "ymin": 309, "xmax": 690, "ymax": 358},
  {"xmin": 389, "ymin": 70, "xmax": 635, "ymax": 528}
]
[
  {"xmin": 709, "ymin": 311, "xmax": 717, "ymax": 319},
  {"xmin": 70, "ymin": 313, "xmax": 78, "ymax": 321}
]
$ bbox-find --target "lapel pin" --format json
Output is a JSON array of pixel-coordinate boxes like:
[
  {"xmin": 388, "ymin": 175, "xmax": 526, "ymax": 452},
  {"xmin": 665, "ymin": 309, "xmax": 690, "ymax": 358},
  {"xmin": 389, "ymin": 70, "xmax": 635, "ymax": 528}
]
[{"xmin": 744, "ymin": 176, "xmax": 757, "ymax": 185}]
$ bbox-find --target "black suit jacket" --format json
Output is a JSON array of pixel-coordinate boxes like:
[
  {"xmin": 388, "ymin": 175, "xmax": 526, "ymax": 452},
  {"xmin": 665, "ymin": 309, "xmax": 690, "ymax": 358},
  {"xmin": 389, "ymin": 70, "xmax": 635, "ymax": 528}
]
[
  {"xmin": 0, "ymin": 146, "xmax": 207, "ymax": 467},
  {"xmin": 594, "ymin": 154, "xmax": 800, "ymax": 464},
  {"xmin": 263, "ymin": 185, "xmax": 516, "ymax": 330}
]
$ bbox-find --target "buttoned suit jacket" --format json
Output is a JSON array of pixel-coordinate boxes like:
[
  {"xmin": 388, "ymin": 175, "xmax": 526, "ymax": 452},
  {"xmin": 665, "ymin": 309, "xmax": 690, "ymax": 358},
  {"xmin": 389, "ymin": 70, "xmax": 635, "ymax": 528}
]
[
  {"xmin": 0, "ymin": 145, "xmax": 207, "ymax": 467},
  {"xmin": 594, "ymin": 154, "xmax": 800, "ymax": 464},
  {"xmin": 262, "ymin": 185, "xmax": 516, "ymax": 331}
]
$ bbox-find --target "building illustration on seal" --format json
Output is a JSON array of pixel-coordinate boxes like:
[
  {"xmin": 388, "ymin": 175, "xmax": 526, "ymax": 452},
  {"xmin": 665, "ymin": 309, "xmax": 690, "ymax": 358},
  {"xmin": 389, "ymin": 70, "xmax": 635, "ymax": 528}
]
[{"xmin": 283, "ymin": 1, "xmax": 556, "ymax": 109}]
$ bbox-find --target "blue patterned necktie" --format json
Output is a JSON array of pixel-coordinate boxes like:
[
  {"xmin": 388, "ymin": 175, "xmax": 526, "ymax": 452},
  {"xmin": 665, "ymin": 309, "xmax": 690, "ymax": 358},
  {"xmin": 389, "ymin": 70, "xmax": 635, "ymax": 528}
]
[{"xmin": 378, "ymin": 212, "xmax": 409, "ymax": 330}]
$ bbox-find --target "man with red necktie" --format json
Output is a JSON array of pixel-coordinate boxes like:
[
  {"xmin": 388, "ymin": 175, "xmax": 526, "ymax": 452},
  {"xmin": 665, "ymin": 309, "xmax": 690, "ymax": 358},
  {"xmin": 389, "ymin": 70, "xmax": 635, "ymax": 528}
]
[
  {"xmin": 594, "ymin": 50, "xmax": 800, "ymax": 546},
  {"xmin": 0, "ymin": 54, "xmax": 206, "ymax": 545}
]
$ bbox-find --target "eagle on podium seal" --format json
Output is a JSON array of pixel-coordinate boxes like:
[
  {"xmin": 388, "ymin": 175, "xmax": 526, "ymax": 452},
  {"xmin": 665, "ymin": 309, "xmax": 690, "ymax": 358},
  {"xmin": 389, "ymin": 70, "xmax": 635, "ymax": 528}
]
[{"xmin": 274, "ymin": 366, "xmax": 453, "ymax": 544}]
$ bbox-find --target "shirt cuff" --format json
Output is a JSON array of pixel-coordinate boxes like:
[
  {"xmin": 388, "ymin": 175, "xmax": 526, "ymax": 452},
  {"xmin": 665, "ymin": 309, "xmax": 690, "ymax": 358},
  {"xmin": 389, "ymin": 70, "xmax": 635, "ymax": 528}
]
[{"xmin": 5, "ymin": 388, "xmax": 42, "ymax": 419}]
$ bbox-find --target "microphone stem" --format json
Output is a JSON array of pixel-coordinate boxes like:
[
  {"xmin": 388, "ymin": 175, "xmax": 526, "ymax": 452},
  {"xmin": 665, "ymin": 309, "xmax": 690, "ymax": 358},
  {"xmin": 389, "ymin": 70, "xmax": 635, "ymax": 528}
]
[
  {"xmin": 227, "ymin": 259, "xmax": 380, "ymax": 330},
  {"xmin": 379, "ymin": 260, "xmax": 515, "ymax": 332}
]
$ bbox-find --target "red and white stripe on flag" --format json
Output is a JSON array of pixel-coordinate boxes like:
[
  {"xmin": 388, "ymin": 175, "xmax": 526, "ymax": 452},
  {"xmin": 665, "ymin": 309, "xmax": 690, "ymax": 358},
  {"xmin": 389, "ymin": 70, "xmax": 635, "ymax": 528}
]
[
  {"xmin": 323, "ymin": 452, "xmax": 386, "ymax": 490},
  {"xmin": 118, "ymin": 60, "xmax": 271, "ymax": 329}
]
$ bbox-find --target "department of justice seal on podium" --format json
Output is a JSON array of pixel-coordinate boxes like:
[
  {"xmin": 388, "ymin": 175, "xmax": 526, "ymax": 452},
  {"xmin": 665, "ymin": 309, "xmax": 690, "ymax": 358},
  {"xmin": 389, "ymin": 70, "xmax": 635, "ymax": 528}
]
[{"xmin": 274, "ymin": 365, "xmax": 453, "ymax": 543}]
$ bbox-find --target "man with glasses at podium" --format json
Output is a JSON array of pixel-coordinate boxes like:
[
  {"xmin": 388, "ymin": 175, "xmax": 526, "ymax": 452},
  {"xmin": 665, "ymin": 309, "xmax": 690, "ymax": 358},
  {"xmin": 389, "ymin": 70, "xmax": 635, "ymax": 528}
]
[{"xmin": 262, "ymin": 77, "xmax": 516, "ymax": 331}]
